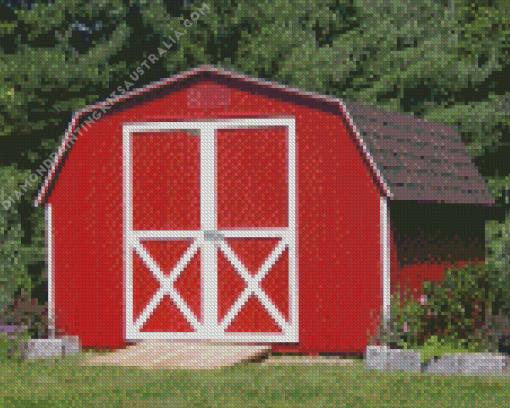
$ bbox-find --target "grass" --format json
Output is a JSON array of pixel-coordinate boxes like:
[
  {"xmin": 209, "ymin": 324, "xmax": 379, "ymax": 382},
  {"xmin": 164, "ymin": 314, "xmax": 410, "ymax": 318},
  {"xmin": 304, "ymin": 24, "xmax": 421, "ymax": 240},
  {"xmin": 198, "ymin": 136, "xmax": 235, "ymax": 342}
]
[{"xmin": 0, "ymin": 338, "xmax": 510, "ymax": 407}]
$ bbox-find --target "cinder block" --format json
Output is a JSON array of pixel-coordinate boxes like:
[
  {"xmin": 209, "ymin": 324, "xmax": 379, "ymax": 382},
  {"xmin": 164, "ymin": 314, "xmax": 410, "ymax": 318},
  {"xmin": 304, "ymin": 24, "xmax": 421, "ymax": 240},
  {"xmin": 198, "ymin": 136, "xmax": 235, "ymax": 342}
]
[
  {"xmin": 22, "ymin": 339, "xmax": 63, "ymax": 360},
  {"xmin": 364, "ymin": 346, "xmax": 421, "ymax": 372},
  {"xmin": 364, "ymin": 346, "xmax": 392, "ymax": 370},
  {"xmin": 425, "ymin": 354, "xmax": 462, "ymax": 375},
  {"xmin": 425, "ymin": 353, "xmax": 505, "ymax": 375},
  {"xmin": 61, "ymin": 336, "xmax": 81, "ymax": 357},
  {"xmin": 459, "ymin": 353, "xmax": 505, "ymax": 375},
  {"xmin": 388, "ymin": 349, "xmax": 421, "ymax": 372}
]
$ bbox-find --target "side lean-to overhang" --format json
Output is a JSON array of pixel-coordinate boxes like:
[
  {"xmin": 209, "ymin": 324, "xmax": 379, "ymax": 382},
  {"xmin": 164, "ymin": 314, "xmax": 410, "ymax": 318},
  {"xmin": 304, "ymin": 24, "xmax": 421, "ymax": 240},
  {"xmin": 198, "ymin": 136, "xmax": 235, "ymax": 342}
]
[{"xmin": 343, "ymin": 100, "xmax": 495, "ymax": 205}]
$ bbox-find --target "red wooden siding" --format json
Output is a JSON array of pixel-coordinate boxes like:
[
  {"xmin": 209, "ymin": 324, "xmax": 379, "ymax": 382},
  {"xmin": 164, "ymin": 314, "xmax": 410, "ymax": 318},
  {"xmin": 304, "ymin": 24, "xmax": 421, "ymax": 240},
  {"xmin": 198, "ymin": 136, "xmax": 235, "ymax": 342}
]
[
  {"xmin": 133, "ymin": 131, "xmax": 201, "ymax": 231},
  {"xmin": 48, "ymin": 78, "xmax": 382, "ymax": 353},
  {"xmin": 216, "ymin": 127, "xmax": 289, "ymax": 229}
]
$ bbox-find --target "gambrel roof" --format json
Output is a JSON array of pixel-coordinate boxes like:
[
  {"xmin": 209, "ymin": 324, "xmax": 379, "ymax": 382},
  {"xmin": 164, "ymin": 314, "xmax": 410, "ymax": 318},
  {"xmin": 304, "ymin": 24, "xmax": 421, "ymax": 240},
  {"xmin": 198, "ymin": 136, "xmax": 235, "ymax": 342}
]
[
  {"xmin": 35, "ymin": 65, "xmax": 495, "ymax": 206},
  {"xmin": 342, "ymin": 100, "xmax": 494, "ymax": 204}
]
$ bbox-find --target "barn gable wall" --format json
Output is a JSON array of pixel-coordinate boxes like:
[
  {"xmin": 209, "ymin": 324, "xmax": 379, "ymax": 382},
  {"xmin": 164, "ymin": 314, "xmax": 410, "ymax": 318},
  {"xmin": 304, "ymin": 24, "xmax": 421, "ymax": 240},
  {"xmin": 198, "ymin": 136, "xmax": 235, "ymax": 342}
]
[{"xmin": 48, "ymin": 77, "xmax": 383, "ymax": 353}]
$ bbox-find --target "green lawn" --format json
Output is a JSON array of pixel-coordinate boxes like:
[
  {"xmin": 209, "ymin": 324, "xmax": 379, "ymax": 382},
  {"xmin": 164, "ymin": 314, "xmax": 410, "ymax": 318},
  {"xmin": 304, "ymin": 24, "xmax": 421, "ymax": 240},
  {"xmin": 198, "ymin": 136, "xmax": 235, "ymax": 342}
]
[{"xmin": 0, "ymin": 348, "xmax": 509, "ymax": 408}]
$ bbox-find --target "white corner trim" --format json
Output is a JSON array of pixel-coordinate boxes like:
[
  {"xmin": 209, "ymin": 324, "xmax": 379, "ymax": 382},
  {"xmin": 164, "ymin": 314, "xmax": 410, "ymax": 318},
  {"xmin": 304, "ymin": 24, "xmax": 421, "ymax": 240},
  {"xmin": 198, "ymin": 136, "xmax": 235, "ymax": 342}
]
[
  {"xmin": 45, "ymin": 204, "xmax": 55, "ymax": 339},
  {"xmin": 380, "ymin": 196, "xmax": 390, "ymax": 322}
]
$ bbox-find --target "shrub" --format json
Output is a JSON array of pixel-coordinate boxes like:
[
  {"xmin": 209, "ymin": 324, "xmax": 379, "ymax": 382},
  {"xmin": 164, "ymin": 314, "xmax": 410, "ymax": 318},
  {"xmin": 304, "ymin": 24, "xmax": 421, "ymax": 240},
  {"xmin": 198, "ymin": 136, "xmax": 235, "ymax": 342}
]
[
  {"xmin": 474, "ymin": 309, "xmax": 510, "ymax": 353},
  {"xmin": 0, "ymin": 291, "xmax": 50, "ymax": 359},
  {"xmin": 1, "ymin": 166, "xmax": 47, "ymax": 316},
  {"xmin": 404, "ymin": 335, "xmax": 485, "ymax": 365},
  {"xmin": 0, "ymin": 291, "xmax": 49, "ymax": 338},
  {"xmin": 0, "ymin": 208, "xmax": 33, "ymax": 315},
  {"xmin": 486, "ymin": 217, "xmax": 510, "ymax": 313},
  {"xmin": 369, "ymin": 262, "xmax": 507, "ymax": 351},
  {"xmin": 486, "ymin": 214, "xmax": 510, "ymax": 283},
  {"xmin": 412, "ymin": 263, "xmax": 504, "ymax": 347}
]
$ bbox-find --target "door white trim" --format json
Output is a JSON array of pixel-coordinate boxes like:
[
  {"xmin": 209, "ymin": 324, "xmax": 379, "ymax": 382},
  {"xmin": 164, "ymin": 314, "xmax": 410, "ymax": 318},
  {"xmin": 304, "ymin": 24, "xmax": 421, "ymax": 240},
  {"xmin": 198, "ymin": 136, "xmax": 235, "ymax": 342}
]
[{"xmin": 123, "ymin": 119, "xmax": 298, "ymax": 342}]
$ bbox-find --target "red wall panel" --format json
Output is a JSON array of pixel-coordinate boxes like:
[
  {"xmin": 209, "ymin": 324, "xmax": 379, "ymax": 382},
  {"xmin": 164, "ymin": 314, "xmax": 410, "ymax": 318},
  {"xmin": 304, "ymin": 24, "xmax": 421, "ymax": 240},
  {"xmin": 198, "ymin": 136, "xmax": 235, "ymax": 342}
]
[{"xmin": 49, "ymin": 78, "xmax": 382, "ymax": 353}]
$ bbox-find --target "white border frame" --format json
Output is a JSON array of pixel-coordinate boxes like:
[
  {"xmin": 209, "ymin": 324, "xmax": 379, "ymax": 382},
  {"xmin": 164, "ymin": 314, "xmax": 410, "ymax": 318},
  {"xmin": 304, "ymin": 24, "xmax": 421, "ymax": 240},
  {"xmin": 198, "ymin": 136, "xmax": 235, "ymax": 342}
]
[{"xmin": 123, "ymin": 119, "xmax": 298, "ymax": 342}]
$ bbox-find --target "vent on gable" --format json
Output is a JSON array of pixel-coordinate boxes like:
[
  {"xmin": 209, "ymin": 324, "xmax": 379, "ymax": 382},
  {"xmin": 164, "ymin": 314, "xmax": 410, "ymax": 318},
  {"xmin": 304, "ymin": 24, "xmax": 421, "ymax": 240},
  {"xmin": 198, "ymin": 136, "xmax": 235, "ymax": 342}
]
[{"xmin": 187, "ymin": 84, "xmax": 231, "ymax": 109}]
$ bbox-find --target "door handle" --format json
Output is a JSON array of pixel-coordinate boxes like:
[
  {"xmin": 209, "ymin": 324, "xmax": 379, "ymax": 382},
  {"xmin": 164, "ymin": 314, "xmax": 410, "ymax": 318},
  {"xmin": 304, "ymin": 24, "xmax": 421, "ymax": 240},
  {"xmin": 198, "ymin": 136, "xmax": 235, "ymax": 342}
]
[{"xmin": 204, "ymin": 231, "xmax": 224, "ymax": 241}]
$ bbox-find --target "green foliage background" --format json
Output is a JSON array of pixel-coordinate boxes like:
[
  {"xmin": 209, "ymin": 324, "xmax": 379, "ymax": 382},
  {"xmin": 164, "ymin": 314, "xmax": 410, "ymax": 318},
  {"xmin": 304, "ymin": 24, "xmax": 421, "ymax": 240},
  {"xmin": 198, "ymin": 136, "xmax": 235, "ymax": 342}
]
[{"xmin": 0, "ymin": 0, "xmax": 509, "ymax": 318}]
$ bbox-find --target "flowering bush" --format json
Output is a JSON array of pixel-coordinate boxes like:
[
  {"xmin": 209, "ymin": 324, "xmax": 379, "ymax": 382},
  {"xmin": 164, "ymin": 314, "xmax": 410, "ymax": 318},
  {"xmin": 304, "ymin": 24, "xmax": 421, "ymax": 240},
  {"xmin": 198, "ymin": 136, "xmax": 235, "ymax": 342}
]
[
  {"xmin": 0, "ymin": 291, "xmax": 49, "ymax": 339},
  {"xmin": 369, "ymin": 262, "xmax": 508, "ymax": 351},
  {"xmin": 0, "ymin": 291, "xmax": 51, "ymax": 359}
]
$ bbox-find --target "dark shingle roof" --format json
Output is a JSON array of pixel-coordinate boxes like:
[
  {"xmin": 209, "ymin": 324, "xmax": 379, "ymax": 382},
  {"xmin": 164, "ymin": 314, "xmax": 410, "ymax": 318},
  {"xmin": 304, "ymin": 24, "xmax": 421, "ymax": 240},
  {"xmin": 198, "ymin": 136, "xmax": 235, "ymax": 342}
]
[{"xmin": 343, "ymin": 101, "xmax": 495, "ymax": 205}]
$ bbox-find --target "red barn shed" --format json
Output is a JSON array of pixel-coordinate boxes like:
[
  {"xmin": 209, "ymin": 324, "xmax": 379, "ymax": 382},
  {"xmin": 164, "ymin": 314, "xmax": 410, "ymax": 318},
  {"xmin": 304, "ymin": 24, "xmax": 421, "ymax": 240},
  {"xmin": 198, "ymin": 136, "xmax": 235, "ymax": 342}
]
[{"xmin": 35, "ymin": 66, "xmax": 494, "ymax": 354}]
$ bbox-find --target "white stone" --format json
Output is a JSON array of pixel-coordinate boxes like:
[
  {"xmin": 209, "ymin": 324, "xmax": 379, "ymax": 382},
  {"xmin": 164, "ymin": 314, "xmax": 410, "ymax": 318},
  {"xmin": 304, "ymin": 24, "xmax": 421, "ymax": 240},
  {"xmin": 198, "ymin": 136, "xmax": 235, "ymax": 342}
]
[
  {"xmin": 22, "ymin": 339, "xmax": 63, "ymax": 360},
  {"xmin": 364, "ymin": 346, "xmax": 421, "ymax": 372},
  {"xmin": 364, "ymin": 346, "xmax": 392, "ymax": 370},
  {"xmin": 425, "ymin": 353, "xmax": 505, "ymax": 376},
  {"xmin": 61, "ymin": 336, "xmax": 81, "ymax": 357}
]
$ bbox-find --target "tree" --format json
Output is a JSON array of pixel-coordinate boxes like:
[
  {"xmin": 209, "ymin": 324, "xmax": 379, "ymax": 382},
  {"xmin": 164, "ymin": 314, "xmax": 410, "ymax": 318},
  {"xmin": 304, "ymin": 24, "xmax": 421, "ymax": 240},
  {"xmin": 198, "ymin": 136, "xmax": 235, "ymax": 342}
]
[{"xmin": 0, "ymin": 166, "xmax": 34, "ymax": 312}]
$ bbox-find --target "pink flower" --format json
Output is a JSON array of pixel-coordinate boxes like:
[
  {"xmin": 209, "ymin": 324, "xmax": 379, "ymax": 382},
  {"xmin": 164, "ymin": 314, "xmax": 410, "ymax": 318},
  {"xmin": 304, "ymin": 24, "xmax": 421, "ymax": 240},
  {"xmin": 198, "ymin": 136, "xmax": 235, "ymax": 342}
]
[
  {"xmin": 403, "ymin": 323, "xmax": 409, "ymax": 333},
  {"xmin": 419, "ymin": 295, "xmax": 427, "ymax": 305}
]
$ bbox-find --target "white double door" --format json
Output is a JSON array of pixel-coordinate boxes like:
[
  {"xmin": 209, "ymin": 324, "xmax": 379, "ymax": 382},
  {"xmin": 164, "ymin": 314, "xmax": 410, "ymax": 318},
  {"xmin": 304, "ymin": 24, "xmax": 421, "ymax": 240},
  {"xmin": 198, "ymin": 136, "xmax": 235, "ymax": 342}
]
[{"xmin": 123, "ymin": 119, "xmax": 297, "ymax": 342}]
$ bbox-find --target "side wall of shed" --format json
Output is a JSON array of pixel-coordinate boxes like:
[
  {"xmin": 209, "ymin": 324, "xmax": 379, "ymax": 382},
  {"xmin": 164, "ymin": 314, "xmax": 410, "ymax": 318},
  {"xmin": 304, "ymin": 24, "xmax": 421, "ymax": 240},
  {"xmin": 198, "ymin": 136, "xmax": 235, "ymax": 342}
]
[{"xmin": 389, "ymin": 202, "xmax": 487, "ymax": 298}]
